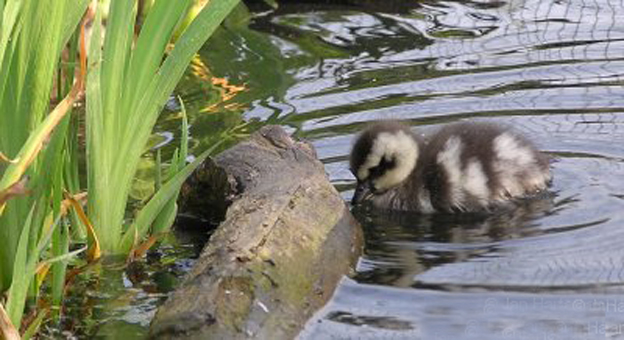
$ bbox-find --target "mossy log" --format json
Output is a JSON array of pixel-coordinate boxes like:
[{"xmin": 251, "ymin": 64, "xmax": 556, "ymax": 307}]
[{"xmin": 149, "ymin": 126, "xmax": 363, "ymax": 339}]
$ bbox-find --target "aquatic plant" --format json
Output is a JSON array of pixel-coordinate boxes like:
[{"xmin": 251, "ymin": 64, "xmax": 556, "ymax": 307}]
[
  {"xmin": 85, "ymin": 0, "xmax": 238, "ymax": 255},
  {"xmin": 0, "ymin": 0, "xmax": 239, "ymax": 334},
  {"xmin": 0, "ymin": 1, "xmax": 90, "ymax": 331}
]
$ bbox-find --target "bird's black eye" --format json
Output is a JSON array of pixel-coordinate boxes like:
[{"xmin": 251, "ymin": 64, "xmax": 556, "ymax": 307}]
[
  {"xmin": 368, "ymin": 157, "xmax": 396, "ymax": 180},
  {"xmin": 368, "ymin": 165, "xmax": 384, "ymax": 179}
]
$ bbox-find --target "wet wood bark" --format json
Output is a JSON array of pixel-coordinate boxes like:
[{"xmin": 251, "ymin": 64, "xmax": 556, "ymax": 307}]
[{"xmin": 149, "ymin": 126, "xmax": 362, "ymax": 339}]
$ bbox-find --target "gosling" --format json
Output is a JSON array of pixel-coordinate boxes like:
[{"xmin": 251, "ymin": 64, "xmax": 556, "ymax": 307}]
[{"xmin": 350, "ymin": 121, "xmax": 551, "ymax": 213}]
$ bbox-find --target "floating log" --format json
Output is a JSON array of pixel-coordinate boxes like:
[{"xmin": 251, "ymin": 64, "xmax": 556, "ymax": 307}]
[{"xmin": 149, "ymin": 126, "xmax": 362, "ymax": 339}]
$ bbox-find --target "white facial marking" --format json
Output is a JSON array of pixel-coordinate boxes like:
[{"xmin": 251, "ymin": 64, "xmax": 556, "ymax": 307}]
[
  {"xmin": 464, "ymin": 159, "xmax": 490, "ymax": 205},
  {"xmin": 436, "ymin": 137, "xmax": 465, "ymax": 207},
  {"xmin": 358, "ymin": 130, "xmax": 419, "ymax": 191}
]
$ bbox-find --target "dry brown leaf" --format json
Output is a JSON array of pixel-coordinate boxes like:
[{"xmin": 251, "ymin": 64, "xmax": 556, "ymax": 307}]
[
  {"xmin": 0, "ymin": 302, "xmax": 20, "ymax": 340},
  {"xmin": 64, "ymin": 192, "xmax": 100, "ymax": 261},
  {"xmin": 129, "ymin": 235, "xmax": 159, "ymax": 262},
  {"xmin": 0, "ymin": 176, "xmax": 30, "ymax": 207}
]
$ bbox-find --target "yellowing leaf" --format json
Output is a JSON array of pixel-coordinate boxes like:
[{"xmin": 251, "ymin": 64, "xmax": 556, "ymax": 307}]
[
  {"xmin": 64, "ymin": 193, "xmax": 101, "ymax": 262},
  {"xmin": 0, "ymin": 303, "xmax": 20, "ymax": 340},
  {"xmin": 129, "ymin": 235, "xmax": 159, "ymax": 262},
  {"xmin": 0, "ymin": 176, "xmax": 31, "ymax": 208},
  {"xmin": 0, "ymin": 11, "xmax": 88, "ymax": 215},
  {"xmin": 35, "ymin": 263, "xmax": 52, "ymax": 287},
  {"xmin": 0, "ymin": 152, "xmax": 19, "ymax": 164}
]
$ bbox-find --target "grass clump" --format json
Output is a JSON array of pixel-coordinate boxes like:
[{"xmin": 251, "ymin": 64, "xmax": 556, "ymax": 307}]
[{"xmin": 0, "ymin": 0, "xmax": 239, "ymax": 335}]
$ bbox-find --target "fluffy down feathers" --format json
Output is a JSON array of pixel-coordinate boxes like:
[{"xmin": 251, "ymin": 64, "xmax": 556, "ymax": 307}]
[{"xmin": 350, "ymin": 121, "xmax": 551, "ymax": 213}]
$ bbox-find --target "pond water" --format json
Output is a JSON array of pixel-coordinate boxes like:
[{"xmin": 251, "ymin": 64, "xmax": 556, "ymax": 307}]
[
  {"xmin": 210, "ymin": 0, "xmax": 623, "ymax": 339},
  {"xmin": 64, "ymin": 0, "xmax": 624, "ymax": 338}
]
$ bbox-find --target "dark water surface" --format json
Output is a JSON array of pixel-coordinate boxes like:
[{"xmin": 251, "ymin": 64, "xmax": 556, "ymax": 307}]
[{"xmin": 75, "ymin": 0, "xmax": 624, "ymax": 338}]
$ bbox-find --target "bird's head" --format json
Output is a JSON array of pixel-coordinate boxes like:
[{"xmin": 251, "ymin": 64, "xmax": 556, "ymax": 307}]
[{"xmin": 350, "ymin": 121, "xmax": 420, "ymax": 204}]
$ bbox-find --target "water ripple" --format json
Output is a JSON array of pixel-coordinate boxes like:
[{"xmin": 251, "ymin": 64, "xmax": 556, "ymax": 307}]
[{"xmin": 195, "ymin": 0, "xmax": 624, "ymax": 338}]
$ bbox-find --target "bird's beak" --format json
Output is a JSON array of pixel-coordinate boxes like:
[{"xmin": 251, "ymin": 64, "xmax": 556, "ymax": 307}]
[{"xmin": 352, "ymin": 179, "xmax": 374, "ymax": 205}]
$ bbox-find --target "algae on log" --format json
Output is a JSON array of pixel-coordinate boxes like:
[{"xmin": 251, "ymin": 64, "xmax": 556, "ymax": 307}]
[{"xmin": 149, "ymin": 126, "xmax": 363, "ymax": 339}]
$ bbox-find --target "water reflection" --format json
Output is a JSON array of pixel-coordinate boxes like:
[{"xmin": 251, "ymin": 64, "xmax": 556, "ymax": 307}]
[
  {"xmin": 237, "ymin": 0, "xmax": 624, "ymax": 131},
  {"xmin": 353, "ymin": 194, "xmax": 556, "ymax": 288}
]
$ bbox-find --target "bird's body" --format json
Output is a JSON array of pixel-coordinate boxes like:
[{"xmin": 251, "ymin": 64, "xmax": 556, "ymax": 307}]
[{"xmin": 350, "ymin": 121, "xmax": 551, "ymax": 213}]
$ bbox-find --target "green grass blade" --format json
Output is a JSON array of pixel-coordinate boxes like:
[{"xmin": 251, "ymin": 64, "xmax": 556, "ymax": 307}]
[
  {"xmin": 86, "ymin": 0, "xmax": 239, "ymax": 254},
  {"xmin": 141, "ymin": 0, "xmax": 239, "ymax": 108},
  {"xmin": 60, "ymin": 0, "xmax": 88, "ymax": 46},
  {"xmin": 179, "ymin": 99, "xmax": 189, "ymax": 164},
  {"xmin": 0, "ymin": 82, "xmax": 80, "ymax": 202},
  {"xmin": 51, "ymin": 221, "xmax": 70, "ymax": 310},
  {"xmin": 86, "ymin": 6, "xmax": 113, "ymax": 251},
  {"xmin": 0, "ymin": 0, "xmax": 87, "ymax": 196},
  {"xmin": 0, "ymin": 0, "xmax": 87, "ymax": 330},
  {"xmin": 40, "ymin": 245, "xmax": 86, "ymax": 268},
  {"xmin": 21, "ymin": 308, "xmax": 47, "ymax": 340},
  {"xmin": 100, "ymin": 0, "xmax": 135, "ymax": 138},
  {"xmin": 151, "ymin": 200, "xmax": 177, "ymax": 236},
  {"xmin": 149, "ymin": 103, "xmax": 188, "ymax": 237},
  {"xmin": 5, "ymin": 204, "xmax": 35, "ymax": 326},
  {"xmin": 111, "ymin": 2, "xmax": 241, "ymax": 251},
  {"xmin": 123, "ymin": 1, "xmax": 191, "ymax": 118},
  {"xmin": 121, "ymin": 0, "xmax": 240, "ymax": 155},
  {"xmin": 155, "ymin": 148, "xmax": 162, "ymax": 190},
  {"xmin": 0, "ymin": 0, "xmax": 22, "ymax": 69},
  {"xmin": 119, "ymin": 146, "xmax": 213, "ymax": 253}
]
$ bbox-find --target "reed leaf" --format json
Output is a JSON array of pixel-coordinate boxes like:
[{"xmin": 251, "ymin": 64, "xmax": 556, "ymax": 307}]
[
  {"xmin": 5, "ymin": 205, "xmax": 34, "ymax": 326},
  {"xmin": 0, "ymin": 0, "xmax": 88, "ymax": 329},
  {"xmin": 87, "ymin": 0, "xmax": 239, "ymax": 254},
  {"xmin": 21, "ymin": 308, "xmax": 47, "ymax": 340},
  {"xmin": 119, "ymin": 146, "xmax": 213, "ymax": 254}
]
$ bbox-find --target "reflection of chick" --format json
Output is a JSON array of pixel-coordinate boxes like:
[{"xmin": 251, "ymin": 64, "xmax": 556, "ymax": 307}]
[{"xmin": 350, "ymin": 121, "xmax": 551, "ymax": 213}]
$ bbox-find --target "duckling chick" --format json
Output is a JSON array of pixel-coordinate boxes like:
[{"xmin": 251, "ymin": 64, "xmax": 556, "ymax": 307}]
[{"xmin": 350, "ymin": 121, "xmax": 551, "ymax": 213}]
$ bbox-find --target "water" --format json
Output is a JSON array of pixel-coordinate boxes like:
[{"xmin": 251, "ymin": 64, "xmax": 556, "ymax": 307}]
[
  {"xmin": 204, "ymin": 0, "xmax": 624, "ymax": 339},
  {"xmin": 77, "ymin": 0, "xmax": 624, "ymax": 338},
  {"xmin": 42, "ymin": 228, "xmax": 208, "ymax": 339}
]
